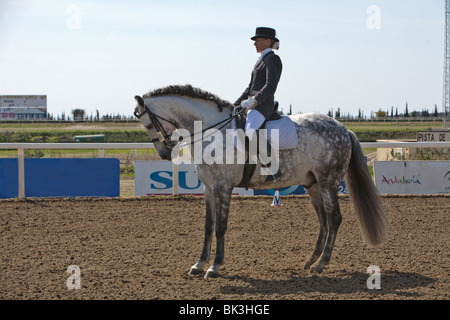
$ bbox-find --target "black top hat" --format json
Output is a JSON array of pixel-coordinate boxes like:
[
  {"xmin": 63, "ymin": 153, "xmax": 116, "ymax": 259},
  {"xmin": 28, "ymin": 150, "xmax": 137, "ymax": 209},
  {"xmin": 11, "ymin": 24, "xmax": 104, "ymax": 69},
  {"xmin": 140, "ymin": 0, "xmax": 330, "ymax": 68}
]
[{"xmin": 251, "ymin": 27, "xmax": 279, "ymax": 42}]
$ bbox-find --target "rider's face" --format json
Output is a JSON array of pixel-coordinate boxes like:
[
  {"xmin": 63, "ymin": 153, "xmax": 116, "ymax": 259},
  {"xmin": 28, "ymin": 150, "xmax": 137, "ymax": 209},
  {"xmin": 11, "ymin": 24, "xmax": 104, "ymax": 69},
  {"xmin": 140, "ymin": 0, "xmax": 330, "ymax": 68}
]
[{"xmin": 253, "ymin": 38, "xmax": 271, "ymax": 53}]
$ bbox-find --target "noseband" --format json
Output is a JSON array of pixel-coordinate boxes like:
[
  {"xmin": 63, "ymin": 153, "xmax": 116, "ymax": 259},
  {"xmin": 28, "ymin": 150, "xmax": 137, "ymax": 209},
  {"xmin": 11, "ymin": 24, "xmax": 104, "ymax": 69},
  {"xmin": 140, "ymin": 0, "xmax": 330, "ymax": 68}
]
[{"xmin": 134, "ymin": 102, "xmax": 245, "ymax": 149}]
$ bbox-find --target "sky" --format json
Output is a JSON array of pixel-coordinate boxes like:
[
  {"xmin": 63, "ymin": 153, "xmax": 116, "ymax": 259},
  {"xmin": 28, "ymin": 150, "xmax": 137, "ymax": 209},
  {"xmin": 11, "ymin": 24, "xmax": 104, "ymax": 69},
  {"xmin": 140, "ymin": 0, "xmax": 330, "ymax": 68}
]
[{"xmin": 0, "ymin": 0, "xmax": 445, "ymax": 118}]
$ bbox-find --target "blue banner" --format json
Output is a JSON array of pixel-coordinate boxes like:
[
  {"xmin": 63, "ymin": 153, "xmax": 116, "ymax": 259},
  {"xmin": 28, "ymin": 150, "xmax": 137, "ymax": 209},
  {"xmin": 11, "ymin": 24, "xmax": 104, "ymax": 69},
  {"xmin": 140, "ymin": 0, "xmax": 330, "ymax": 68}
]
[{"xmin": 0, "ymin": 158, "xmax": 119, "ymax": 198}]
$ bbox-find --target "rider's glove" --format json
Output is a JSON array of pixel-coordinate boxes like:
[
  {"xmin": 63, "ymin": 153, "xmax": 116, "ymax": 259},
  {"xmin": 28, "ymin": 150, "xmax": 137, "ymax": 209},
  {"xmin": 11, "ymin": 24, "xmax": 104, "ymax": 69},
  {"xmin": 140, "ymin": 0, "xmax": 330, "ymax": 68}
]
[{"xmin": 239, "ymin": 97, "xmax": 257, "ymax": 111}]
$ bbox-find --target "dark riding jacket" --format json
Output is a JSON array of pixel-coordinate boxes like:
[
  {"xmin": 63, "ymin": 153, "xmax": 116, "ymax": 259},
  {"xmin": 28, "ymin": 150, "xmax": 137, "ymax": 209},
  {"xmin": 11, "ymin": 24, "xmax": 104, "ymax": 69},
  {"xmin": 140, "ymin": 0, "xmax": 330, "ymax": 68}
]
[{"xmin": 234, "ymin": 50, "xmax": 282, "ymax": 120}]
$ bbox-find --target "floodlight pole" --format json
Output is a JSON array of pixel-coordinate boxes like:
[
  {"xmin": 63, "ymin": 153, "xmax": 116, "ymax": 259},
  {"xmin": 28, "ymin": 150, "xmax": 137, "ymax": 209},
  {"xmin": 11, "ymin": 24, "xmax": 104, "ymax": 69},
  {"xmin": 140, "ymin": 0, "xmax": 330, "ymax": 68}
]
[{"xmin": 443, "ymin": 0, "xmax": 450, "ymax": 127}]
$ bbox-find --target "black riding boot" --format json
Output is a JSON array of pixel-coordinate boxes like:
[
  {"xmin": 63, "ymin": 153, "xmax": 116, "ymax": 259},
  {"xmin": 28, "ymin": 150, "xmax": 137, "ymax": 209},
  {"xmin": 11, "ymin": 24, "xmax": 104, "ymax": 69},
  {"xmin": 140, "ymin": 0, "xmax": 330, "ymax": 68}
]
[{"xmin": 258, "ymin": 135, "xmax": 282, "ymax": 183}]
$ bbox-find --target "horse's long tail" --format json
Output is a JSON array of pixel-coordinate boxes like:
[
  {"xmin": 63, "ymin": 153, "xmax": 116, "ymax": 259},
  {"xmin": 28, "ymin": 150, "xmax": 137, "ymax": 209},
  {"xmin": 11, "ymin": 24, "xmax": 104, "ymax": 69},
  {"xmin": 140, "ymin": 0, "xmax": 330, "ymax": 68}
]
[{"xmin": 345, "ymin": 130, "xmax": 389, "ymax": 246}]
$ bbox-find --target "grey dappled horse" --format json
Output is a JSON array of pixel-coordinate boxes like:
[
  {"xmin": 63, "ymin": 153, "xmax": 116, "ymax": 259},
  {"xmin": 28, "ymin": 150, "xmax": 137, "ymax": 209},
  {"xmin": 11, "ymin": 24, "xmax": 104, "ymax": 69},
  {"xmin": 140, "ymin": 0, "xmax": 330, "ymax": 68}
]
[{"xmin": 134, "ymin": 85, "xmax": 389, "ymax": 278}]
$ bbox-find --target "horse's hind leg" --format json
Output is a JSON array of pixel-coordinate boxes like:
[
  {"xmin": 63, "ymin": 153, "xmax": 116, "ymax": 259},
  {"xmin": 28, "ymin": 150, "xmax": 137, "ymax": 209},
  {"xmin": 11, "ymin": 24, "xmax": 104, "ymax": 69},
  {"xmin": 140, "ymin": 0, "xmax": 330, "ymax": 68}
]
[
  {"xmin": 304, "ymin": 184, "xmax": 327, "ymax": 270},
  {"xmin": 189, "ymin": 185, "xmax": 215, "ymax": 275},
  {"xmin": 310, "ymin": 186, "xmax": 342, "ymax": 273}
]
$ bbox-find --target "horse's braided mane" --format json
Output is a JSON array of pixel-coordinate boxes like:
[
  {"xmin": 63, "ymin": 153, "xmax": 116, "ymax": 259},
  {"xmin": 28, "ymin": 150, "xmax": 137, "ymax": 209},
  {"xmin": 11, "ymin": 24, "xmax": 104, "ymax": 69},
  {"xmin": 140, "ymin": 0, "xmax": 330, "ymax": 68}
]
[{"xmin": 143, "ymin": 84, "xmax": 233, "ymax": 112}]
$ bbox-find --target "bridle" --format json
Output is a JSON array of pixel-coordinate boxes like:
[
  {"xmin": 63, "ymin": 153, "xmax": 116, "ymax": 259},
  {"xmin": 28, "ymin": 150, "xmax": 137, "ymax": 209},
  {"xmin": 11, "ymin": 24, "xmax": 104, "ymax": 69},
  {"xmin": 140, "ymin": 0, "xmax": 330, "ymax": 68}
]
[
  {"xmin": 134, "ymin": 101, "xmax": 245, "ymax": 150},
  {"xmin": 134, "ymin": 103, "xmax": 178, "ymax": 148}
]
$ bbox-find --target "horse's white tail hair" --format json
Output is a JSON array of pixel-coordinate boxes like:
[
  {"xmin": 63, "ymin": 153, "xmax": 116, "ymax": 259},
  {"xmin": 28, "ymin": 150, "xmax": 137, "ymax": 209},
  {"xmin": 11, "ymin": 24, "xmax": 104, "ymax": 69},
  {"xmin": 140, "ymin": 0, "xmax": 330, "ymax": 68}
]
[{"xmin": 345, "ymin": 130, "xmax": 389, "ymax": 246}]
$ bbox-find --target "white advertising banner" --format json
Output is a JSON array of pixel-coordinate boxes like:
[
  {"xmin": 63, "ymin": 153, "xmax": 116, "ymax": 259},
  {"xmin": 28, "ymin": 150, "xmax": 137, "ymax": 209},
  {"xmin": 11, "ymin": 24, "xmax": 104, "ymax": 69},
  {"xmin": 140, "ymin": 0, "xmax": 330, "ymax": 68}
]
[
  {"xmin": 374, "ymin": 161, "xmax": 450, "ymax": 195},
  {"xmin": 134, "ymin": 161, "xmax": 253, "ymax": 196},
  {"xmin": 0, "ymin": 95, "xmax": 47, "ymax": 107}
]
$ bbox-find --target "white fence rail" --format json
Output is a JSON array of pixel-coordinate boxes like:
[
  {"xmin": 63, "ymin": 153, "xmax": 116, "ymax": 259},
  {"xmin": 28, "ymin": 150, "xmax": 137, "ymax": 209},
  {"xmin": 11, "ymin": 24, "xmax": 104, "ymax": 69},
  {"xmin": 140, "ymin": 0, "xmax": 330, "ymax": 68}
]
[{"xmin": 0, "ymin": 142, "xmax": 449, "ymax": 199}]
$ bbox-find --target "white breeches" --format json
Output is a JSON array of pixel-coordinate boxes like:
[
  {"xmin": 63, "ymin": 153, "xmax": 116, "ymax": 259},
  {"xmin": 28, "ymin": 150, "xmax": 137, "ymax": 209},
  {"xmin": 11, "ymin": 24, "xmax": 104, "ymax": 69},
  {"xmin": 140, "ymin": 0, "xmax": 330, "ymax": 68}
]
[{"xmin": 245, "ymin": 109, "xmax": 265, "ymax": 143}]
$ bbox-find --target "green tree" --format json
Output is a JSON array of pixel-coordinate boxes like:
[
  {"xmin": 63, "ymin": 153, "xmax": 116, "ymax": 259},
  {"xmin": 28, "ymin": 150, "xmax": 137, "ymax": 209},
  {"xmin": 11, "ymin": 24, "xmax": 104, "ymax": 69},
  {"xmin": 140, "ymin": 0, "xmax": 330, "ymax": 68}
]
[{"xmin": 72, "ymin": 109, "xmax": 85, "ymax": 121}]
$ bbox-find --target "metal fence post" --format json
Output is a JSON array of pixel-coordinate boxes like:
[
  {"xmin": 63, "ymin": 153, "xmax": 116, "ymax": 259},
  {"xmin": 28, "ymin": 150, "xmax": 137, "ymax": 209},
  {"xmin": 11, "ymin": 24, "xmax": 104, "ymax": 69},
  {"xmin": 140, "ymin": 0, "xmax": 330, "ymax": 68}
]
[
  {"xmin": 172, "ymin": 162, "xmax": 179, "ymax": 195},
  {"xmin": 18, "ymin": 148, "xmax": 25, "ymax": 199}
]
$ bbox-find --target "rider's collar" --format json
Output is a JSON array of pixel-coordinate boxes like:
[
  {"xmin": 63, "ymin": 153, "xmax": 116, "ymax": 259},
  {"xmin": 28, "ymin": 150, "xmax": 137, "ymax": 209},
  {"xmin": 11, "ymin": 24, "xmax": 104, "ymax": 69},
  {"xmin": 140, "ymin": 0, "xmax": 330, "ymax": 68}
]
[{"xmin": 258, "ymin": 48, "xmax": 273, "ymax": 58}]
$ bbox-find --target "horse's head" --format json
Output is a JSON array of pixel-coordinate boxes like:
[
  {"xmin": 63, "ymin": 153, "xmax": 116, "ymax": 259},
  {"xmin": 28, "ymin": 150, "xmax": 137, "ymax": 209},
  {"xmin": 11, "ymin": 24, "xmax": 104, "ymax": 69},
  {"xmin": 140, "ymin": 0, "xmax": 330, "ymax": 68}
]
[{"xmin": 134, "ymin": 95, "xmax": 178, "ymax": 161}]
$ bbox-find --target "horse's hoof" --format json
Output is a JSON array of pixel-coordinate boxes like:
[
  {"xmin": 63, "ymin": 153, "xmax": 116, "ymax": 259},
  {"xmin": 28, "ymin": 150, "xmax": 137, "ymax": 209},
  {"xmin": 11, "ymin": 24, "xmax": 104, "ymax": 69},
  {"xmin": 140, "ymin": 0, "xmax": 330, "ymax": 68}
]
[
  {"xmin": 188, "ymin": 267, "xmax": 204, "ymax": 276},
  {"xmin": 204, "ymin": 268, "xmax": 220, "ymax": 279},
  {"xmin": 309, "ymin": 262, "xmax": 324, "ymax": 274},
  {"xmin": 204, "ymin": 271, "xmax": 220, "ymax": 279}
]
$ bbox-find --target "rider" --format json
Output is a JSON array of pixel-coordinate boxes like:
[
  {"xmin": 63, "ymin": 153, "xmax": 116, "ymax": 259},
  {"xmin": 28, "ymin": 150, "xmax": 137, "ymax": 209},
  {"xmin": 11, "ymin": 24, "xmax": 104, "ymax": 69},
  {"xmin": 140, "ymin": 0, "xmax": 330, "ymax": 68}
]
[{"xmin": 234, "ymin": 27, "xmax": 283, "ymax": 182}]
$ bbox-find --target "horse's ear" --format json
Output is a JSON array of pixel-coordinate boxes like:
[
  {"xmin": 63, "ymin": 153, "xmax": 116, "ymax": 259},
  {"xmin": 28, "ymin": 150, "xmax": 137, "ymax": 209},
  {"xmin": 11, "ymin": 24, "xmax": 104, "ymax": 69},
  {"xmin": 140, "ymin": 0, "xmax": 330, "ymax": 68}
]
[{"xmin": 134, "ymin": 95, "xmax": 145, "ymax": 108}]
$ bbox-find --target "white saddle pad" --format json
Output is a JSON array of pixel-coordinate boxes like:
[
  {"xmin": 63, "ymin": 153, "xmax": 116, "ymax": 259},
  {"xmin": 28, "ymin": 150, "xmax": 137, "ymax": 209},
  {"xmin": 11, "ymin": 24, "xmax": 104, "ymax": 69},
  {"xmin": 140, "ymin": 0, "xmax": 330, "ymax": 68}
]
[
  {"xmin": 264, "ymin": 115, "xmax": 299, "ymax": 150},
  {"xmin": 231, "ymin": 113, "xmax": 298, "ymax": 153}
]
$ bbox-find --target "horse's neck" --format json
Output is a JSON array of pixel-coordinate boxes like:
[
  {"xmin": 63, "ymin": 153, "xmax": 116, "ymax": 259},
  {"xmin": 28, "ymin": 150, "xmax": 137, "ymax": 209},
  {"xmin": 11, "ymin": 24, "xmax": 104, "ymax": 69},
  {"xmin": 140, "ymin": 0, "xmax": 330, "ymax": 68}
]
[{"xmin": 155, "ymin": 96, "xmax": 229, "ymax": 131}]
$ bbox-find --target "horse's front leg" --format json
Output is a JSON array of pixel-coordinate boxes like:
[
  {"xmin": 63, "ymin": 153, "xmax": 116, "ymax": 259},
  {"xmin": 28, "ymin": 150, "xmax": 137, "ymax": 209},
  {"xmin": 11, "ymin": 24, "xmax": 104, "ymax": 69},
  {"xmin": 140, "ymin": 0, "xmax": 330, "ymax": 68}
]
[
  {"xmin": 205, "ymin": 185, "xmax": 233, "ymax": 279},
  {"xmin": 189, "ymin": 185, "xmax": 215, "ymax": 275}
]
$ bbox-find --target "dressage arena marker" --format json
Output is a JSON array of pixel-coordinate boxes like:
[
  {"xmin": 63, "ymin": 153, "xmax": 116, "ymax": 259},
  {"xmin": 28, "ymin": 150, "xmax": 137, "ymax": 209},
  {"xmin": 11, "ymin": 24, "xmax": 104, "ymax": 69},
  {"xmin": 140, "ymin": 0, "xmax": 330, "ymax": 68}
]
[{"xmin": 271, "ymin": 190, "xmax": 282, "ymax": 206}]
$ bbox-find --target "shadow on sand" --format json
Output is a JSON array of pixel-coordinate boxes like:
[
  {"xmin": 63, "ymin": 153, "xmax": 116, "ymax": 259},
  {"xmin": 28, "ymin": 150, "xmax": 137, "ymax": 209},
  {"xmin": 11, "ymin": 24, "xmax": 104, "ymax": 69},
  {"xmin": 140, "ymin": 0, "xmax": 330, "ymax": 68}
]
[{"xmin": 219, "ymin": 270, "xmax": 436, "ymax": 298}]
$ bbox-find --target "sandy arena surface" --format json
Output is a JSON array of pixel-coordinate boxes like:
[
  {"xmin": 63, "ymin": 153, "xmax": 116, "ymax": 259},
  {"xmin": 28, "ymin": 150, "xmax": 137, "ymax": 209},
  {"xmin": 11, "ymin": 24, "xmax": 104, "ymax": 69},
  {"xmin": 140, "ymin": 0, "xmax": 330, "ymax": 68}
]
[{"xmin": 0, "ymin": 195, "xmax": 448, "ymax": 300}]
